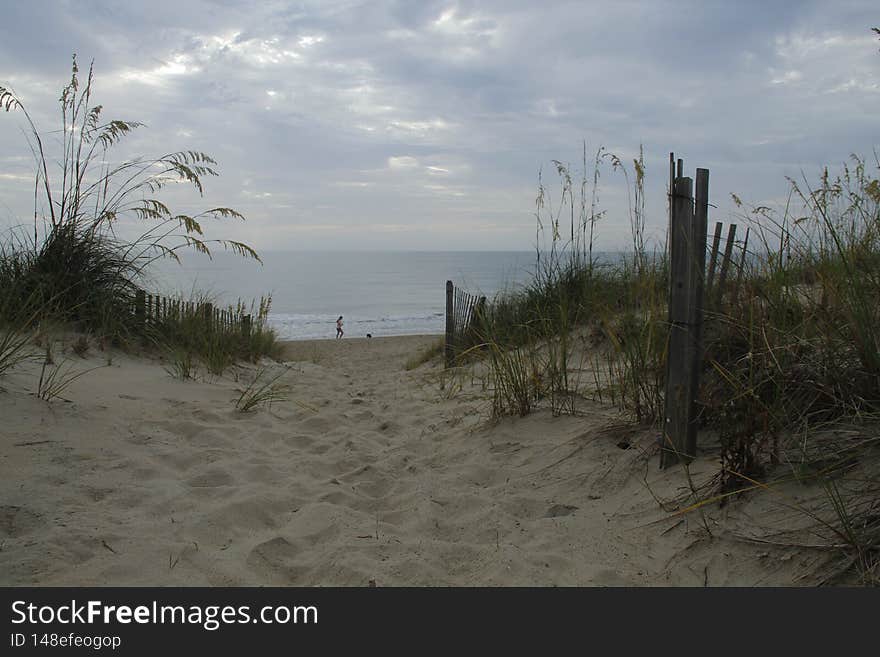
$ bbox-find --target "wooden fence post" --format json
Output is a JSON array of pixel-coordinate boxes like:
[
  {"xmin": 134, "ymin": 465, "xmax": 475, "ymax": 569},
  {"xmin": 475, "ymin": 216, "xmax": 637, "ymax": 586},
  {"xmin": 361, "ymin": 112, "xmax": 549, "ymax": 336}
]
[
  {"xmin": 688, "ymin": 168, "xmax": 710, "ymax": 454},
  {"xmin": 714, "ymin": 223, "xmax": 737, "ymax": 309},
  {"xmin": 706, "ymin": 221, "xmax": 723, "ymax": 301},
  {"xmin": 445, "ymin": 281, "xmax": 454, "ymax": 368},
  {"xmin": 733, "ymin": 226, "xmax": 751, "ymax": 305},
  {"xmin": 668, "ymin": 153, "xmax": 675, "ymax": 240},
  {"xmin": 135, "ymin": 290, "xmax": 145, "ymax": 328},
  {"xmin": 203, "ymin": 303, "xmax": 214, "ymax": 332},
  {"xmin": 661, "ymin": 165, "xmax": 707, "ymax": 468},
  {"xmin": 662, "ymin": 175, "xmax": 693, "ymax": 467}
]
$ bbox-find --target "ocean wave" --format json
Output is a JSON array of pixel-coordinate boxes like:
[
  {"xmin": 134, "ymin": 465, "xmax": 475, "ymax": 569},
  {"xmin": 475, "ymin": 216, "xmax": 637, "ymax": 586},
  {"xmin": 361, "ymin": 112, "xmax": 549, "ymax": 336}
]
[{"xmin": 268, "ymin": 312, "xmax": 445, "ymax": 340}]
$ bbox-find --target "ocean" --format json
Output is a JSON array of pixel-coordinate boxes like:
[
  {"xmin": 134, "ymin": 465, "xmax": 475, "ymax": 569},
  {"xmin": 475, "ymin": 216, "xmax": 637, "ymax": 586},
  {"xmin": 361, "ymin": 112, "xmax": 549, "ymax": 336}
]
[{"xmin": 149, "ymin": 251, "xmax": 538, "ymax": 340}]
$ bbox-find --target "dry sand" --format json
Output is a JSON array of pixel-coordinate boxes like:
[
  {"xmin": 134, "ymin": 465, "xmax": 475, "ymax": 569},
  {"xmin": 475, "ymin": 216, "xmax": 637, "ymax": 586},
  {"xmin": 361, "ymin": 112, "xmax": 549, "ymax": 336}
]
[{"xmin": 0, "ymin": 334, "xmax": 832, "ymax": 585}]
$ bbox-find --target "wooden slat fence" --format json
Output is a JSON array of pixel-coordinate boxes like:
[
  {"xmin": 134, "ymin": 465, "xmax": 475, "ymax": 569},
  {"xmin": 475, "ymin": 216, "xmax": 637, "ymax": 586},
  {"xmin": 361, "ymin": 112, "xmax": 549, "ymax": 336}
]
[
  {"xmin": 704, "ymin": 220, "xmax": 751, "ymax": 312},
  {"xmin": 132, "ymin": 289, "xmax": 252, "ymax": 335},
  {"xmin": 445, "ymin": 280, "xmax": 486, "ymax": 368},
  {"xmin": 660, "ymin": 153, "xmax": 752, "ymax": 468}
]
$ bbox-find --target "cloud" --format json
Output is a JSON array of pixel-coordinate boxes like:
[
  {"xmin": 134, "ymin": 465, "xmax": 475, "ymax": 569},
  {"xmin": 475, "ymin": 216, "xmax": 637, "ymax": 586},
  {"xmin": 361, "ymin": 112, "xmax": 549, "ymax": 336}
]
[
  {"xmin": 387, "ymin": 155, "xmax": 419, "ymax": 170},
  {"xmin": 0, "ymin": 0, "xmax": 877, "ymax": 251}
]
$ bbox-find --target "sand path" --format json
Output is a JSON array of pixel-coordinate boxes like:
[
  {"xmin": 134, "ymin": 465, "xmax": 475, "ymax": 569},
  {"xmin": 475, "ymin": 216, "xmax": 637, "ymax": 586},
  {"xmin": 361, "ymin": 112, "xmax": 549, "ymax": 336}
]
[{"xmin": 0, "ymin": 335, "xmax": 825, "ymax": 585}]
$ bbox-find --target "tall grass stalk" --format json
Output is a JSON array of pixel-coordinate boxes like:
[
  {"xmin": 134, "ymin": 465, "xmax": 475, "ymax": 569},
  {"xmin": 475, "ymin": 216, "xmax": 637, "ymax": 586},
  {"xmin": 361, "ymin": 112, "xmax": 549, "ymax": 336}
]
[
  {"xmin": 235, "ymin": 367, "xmax": 292, "ymax": 412},
  {"xmin": 36, "ymin": 347, "xmax": 104, "ymax": 401},
  {"xmin": 475, "ymin": 146, "xmax": 654, "ymax": 420},
  {"xmin": 0, "ymin": 56, "xmax": 264, "ymax": 357}
]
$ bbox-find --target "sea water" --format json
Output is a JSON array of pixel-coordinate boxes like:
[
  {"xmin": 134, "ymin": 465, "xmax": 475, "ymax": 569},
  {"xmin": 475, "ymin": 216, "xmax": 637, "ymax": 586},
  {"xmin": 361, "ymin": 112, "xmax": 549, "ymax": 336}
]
[{"xmin": 149, "ymin": 251, "xmax": 538, "ymax": 340}]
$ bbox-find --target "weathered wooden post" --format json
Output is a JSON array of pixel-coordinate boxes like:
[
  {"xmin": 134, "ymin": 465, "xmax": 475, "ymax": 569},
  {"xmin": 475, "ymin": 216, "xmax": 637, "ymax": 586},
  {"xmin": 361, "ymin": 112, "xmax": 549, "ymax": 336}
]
[
  {"xmin": 666, "ymin": 154, "xmax": 675, "ymax": 253},
  {"xmin": 706, "ymin": 221, "xmax": 723, "ymax": 301},
  {"xmin": 733, "ymin": 227, "xmax": 751, "ymax": 305},
  {"xmin": 714, "ymin": 223, "xmax": 737, "ymax": 310},
  {"xmin": 203, "ymin": 302, "xmax": 214, "ymax": 332},
  {"xmin": 242, "ymin": 314, "xmax": 252, "ymax": 337},
  {"xmin": 135, "ymin": 289, "xmax": 146, "ymax": 328},
  {"xmin": 661, "ymin": 165, "xmax": 708, "ymax": 468},
  {"xmin": 662, "ymin": 175, "xmax": 694, "ymax": 467},
  {"xmin": 688, "ymin": 168, "xmax": 710, "ymax": 450},
  {"xmin": 445, "ymin": 280, "xmax": 454, "ymax": 368}
]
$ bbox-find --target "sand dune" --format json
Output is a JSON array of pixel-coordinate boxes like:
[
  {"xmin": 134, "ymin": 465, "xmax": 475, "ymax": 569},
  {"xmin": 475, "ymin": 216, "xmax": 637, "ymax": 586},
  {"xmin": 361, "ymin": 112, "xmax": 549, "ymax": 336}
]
[{"xmin": 0, "ymin": 335, "xmax": 829, "ymax": 585}]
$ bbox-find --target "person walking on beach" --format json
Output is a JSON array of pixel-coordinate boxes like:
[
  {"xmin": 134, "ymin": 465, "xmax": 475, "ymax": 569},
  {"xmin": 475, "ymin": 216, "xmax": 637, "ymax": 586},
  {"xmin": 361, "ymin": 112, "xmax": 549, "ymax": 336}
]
[{"xmin": 336, "ymin": 316, "xmax": 344, "ymax": 339}]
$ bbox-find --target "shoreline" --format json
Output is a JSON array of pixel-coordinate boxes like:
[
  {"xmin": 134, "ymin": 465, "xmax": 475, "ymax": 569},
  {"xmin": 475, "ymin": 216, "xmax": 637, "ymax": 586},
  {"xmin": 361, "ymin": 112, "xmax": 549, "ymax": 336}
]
[{"xmin": 279, "ymin": 333, "xmax": 443, "ymax": 344}]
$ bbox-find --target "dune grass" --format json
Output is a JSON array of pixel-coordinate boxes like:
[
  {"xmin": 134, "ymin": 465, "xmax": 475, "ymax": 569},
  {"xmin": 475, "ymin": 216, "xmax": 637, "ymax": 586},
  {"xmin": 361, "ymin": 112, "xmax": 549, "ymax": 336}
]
[
  {"xmin": 234, "ymin": 366, "xmax": 291, "ymax": 412},
  {"xmin": 0, "ymin": 57, "xmax": 279, "ymax": 381},
  {"xmin": 478, "ymin": 147, "xmax": 880, "ymax": 449},
  {"xmin": 471, "ymin": 144, "xmax": 880, "ymax": 583},
  {"xmin": 471, "ymin": 146, "xmax": 662, "ymax": 419},
  {"xmin": 152, "ymin": 293, "xmax": 281, "ymax": 378}
]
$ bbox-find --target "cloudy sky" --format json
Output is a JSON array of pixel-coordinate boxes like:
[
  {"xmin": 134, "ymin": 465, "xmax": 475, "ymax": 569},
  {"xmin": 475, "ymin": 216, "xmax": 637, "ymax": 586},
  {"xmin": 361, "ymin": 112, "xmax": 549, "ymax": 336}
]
[{"xmin": 0, "ymin": 0, "xmax": 877, "ymax": 251}]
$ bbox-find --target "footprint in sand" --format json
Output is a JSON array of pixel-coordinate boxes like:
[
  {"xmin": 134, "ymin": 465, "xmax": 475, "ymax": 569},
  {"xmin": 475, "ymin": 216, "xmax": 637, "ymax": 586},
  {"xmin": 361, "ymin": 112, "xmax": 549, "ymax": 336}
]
[
  {"xmin": 308, "ymin": 442, "xmax": 333, "ymax": 456},
  {"xmin": 82, "ymin": 486, "xmax": 114, "ymax": 503},
  {"xmin": 187, "ymin": 469, "xmax": 234, "ymax": 488},
  {"xmin": 356, "ymin": 477, "xmax": 394, "ymax": 500},
  {"xmin": 376, "ymin": 420, "xmax": 399, "ymax": 435},
  {"xmin": 248, "ymin": 536, "xmax": 300, "ymax": 561},
  {"xmin": 247, "ymin": 536, "xmax": 309, "ymax": 584},
  {"xmin": 300, "ymin": 416, "xmax": 333, "ymax": 433},
  {"xmin": 489, "ymin": 441, "xmax": 523, "ymax": 455},
  {"xmin": 0, "ymin": 505, "xmax": 43, "ymax": 538},
  {"xmin": 544, "ymin": 504, "xmax": 579, "ymax": 518},
  {"xmin": 152, "ymin": 451, "xmax": 203, "ymax": 472},
  {"xmin": 131, "ymin": 466, "xmax": 161, "ymax": 482},
  {"xmin": 283, "ymin": 434, "xmax": 315, "ymax": 450}
]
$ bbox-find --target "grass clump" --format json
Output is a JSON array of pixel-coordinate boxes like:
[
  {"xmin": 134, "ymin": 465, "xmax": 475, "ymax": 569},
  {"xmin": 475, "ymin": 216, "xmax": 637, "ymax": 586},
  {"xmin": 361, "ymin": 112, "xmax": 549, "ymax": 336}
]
[
  {"xmin": 0, "ymin": 291, "xmax": 42, "ymax": 386},
  {"xmin": 35, "ymin": 345, "xmax": 103, "ymax": 401},
  {"xmin": 165, "ymin": 348, "xmax": 196, "ymax": 381},
  {"xmin": 695, "ymin": 156, "xmax": 880, "ymax": 484},
  {"xmin": 153, "ymin": 294, "xmax": 281, "ymax": 378},
  {"xmin": 0, "ymin": 56, "xmax": 277, "ymax": 377},
  {"xmin": 473, "ymin": 145, "xmax": 661, "ymax": 420},
  {"xmin": 235, "ymin": 366, "xmax": 291, "ymax": 412}
]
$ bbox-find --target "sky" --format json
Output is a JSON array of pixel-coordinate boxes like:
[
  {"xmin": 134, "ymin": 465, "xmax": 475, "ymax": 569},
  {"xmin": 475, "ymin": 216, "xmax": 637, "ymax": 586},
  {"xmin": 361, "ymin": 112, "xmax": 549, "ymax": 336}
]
[{"xmin": 0, "ymin": 0, "xmax": 878, "ymax": 252}]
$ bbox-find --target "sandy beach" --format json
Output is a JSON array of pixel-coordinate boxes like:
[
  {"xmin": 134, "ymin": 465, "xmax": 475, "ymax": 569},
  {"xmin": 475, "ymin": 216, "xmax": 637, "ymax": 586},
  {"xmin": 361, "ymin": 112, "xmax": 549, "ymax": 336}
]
[{"xmin": 0, "ymin": 334, "xmax": 830, "ymax": 586}]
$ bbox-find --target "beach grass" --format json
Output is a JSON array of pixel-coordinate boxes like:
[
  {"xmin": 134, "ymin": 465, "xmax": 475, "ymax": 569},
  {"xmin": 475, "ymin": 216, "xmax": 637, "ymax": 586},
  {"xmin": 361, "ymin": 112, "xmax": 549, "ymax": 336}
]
[
  {"xmin": 471, "ymin": 147, "xmax": 880, "ymax": 583},
  {"xmin": 234, "ymin": 366, "xmax": 291, "ymax": 412},
  {"xmin": 0, "ymin": 57, "xmax": 279, "ymax": 380}
]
